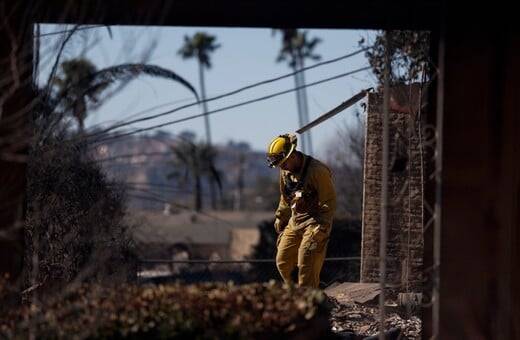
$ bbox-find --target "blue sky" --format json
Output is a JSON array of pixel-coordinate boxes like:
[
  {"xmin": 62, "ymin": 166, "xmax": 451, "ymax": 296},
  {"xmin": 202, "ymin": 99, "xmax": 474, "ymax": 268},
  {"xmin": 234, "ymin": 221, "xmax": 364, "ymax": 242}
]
[{"xmin": 37, "ymin": 25, "xmax": 378, "ymax": 157}]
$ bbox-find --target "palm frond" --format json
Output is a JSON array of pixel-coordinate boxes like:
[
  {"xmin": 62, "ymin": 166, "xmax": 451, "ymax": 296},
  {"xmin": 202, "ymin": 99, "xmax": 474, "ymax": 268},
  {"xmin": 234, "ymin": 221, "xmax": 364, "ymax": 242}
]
[{"xmin": 87, "ymin": 64, "xmax": 199, "ymax": 102}]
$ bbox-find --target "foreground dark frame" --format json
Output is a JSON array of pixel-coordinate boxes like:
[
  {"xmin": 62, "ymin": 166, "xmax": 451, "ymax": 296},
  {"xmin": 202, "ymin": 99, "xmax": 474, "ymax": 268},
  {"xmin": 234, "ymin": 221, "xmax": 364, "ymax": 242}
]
[{"xmin": 1, "ymin": 1, "xmax": 519, "ymax": 339}]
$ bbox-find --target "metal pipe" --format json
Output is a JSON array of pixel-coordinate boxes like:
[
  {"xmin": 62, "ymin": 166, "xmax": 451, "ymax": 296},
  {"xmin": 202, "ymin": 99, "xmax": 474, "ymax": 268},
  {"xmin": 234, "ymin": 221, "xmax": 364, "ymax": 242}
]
[
  {"xmin": 378, "ymin": 30, "xmax": 391, "ymax": 340},
  {"xmin": 296, "ymin": 88, "xmax": 372, "ymax": 134}
]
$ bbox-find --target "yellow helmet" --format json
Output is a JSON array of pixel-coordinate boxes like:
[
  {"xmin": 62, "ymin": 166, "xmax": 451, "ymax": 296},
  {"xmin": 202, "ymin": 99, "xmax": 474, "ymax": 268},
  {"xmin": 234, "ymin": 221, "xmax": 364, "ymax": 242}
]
[{"xmin": 266, "ymin": 133, "xmax": 297, "ymax": 168}]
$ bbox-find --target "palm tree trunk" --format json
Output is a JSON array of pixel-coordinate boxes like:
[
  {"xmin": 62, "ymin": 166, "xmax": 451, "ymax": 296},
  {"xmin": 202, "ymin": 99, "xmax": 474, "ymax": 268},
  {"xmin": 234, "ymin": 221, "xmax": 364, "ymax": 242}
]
[
  {"xmin": 198, "ymin": 62, "xmax": 211, "ymax": 145},
  {"xmin": 198, "ymin": 62, "xmax": 217, "ymax": 210},
  {"xmin": 233, "ymin": 154, "xmax": 245, "ymax": 211},
  {"xmin": 194, "ymin": 172, "xmax": 202, "ymax": 211}
]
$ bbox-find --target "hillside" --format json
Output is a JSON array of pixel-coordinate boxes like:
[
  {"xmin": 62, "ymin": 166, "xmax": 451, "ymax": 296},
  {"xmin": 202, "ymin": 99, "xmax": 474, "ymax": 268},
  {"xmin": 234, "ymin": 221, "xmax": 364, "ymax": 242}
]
[{"xmin": 92, "ymin": 131, "xmax": 279, "ymax": 211}]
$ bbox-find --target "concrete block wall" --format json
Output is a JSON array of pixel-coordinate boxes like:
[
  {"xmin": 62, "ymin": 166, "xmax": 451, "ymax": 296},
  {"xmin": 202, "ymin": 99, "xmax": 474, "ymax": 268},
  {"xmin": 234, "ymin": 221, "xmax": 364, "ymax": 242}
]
[{"xmin": 360, "ymin": 89, "xmax": 425, "ymax": 291}]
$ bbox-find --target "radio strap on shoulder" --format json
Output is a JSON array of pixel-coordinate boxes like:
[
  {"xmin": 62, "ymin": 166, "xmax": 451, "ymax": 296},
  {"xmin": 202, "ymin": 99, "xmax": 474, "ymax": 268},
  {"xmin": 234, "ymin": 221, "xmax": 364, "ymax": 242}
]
[
  {"xmin": 283, "ymin": 156, "xmax": 313, "ymax": 200},
  {"xmin": 299, "ymin": 155, "xmax": 312, "ymax": 183}
]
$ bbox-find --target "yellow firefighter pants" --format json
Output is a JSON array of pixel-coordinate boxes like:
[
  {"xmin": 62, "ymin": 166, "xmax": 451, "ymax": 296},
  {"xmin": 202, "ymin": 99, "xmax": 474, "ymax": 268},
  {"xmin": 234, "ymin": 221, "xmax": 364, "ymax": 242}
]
[{"xmin": 275, "ymin": 222, "xmax": 330, "ymax": 288}]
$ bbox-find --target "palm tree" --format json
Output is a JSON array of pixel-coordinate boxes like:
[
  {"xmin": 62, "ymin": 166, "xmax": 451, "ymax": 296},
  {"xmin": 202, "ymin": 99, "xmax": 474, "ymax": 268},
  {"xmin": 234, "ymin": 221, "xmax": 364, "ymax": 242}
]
[
  {"xmin": 274, "ymin": 29, "xmax": 322, "ymax": 154},
  {"xmin": 166, "ymin": 137, "xmax": 222, "ymax": 212},
  {"xmin": 51, "ymin": 58, "xmax": 199, "ymax": 136},
  {"xmin": 177, "ymin": 31, "xmax": 221, "ymax": 209},
  {"xmin": 52, "ymin": 59, "xmax": 98, "ymax": 135}
]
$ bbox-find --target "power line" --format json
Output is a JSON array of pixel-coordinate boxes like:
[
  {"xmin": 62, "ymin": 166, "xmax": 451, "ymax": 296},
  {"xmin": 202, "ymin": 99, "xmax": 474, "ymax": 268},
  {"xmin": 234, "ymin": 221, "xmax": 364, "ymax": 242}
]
[
  {"xmin": 93, "ymin": 151, "xmax": 176, "ymax": 163},
  {"xmin": 93, "ymin": 65, "xmax": 371, "ymax": 144},
  {"xmin": 123, "ymin": 182, "xmax": 195, "ymax": 194},
  {"xmin": 85, "ymin": 48, "xmax": 369, "ymax": 140},
  {"xmin": 89, "ymin": 97, "xmax": 195, "ymax": 131},
  {"xmin": 127, "ymin": 193, "xmax": 235, "ymax": 225},
  {"xmin": 37, "ymin": 24, "xmax": 107, "ymax": 37},
  {"xmin": 125, "ymin": 186, "xmax": 197, "ymax": 200}
]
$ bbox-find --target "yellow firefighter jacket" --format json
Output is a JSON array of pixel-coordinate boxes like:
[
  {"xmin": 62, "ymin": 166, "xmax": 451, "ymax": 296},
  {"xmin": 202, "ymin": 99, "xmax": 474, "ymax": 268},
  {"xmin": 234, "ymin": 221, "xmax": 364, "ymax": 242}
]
[{"xmin": 275, "ymin": 154, "xmax": 336, "ymax": 231}]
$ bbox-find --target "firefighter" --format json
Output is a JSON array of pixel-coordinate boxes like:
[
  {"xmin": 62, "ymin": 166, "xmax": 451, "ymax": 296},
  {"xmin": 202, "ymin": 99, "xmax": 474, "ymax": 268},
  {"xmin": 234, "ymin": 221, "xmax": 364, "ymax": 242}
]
[{"xmin": 266, "ymin": 133, "xmax": 337, "ymax": 288}]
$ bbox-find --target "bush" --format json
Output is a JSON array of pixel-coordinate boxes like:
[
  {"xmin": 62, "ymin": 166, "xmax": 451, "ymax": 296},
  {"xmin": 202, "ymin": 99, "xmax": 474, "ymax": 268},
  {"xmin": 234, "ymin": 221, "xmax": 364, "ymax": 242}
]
[
  {"xmin": 0, "ymin": 281, "xmax": 336, "ymax": 339},
  {"xmin": 24, "ymin": 133, "xmax": 138, "ymax": 297}
]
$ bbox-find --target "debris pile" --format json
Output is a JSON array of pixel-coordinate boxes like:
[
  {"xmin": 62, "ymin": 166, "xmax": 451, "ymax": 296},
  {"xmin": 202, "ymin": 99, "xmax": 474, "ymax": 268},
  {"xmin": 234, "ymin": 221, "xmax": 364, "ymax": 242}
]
[{"xmin": 325, "ymin": 282, "xmax": 422, "ymax": 339}]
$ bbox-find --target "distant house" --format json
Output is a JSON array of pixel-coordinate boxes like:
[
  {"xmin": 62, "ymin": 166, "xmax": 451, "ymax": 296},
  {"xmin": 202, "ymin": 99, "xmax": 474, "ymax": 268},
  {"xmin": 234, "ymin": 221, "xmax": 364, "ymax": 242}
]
[{"xmin": 130, "ymin": 210, "xmax": 272, "ymax": 277}]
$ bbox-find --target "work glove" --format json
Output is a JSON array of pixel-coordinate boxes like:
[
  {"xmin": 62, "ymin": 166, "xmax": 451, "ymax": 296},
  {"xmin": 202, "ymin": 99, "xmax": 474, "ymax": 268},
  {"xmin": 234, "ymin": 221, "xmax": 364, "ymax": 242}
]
[{"xmin": 274, "ymin": 218, "xmax": 286, "ymax": 233}]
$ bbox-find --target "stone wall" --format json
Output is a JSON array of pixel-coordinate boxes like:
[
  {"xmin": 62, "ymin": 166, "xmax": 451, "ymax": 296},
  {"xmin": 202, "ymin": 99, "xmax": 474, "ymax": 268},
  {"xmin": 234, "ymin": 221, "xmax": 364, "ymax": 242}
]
[{"xmin": 360, "ymin": 87, "xmax": 425, "ymax": 290}]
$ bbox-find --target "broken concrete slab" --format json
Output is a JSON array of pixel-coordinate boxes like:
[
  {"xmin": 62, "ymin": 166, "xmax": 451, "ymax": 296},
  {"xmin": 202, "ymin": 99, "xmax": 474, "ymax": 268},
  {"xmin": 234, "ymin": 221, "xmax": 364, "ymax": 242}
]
[{"xmin": 324, "ymin": 282, "xmax": 383, "ymax": 304}]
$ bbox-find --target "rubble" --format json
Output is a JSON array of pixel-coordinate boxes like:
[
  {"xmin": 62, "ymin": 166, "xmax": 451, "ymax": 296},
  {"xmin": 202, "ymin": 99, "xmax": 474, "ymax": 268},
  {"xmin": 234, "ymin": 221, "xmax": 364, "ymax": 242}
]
[{"xmin": 325, "ymin": 283, "xmax": 422, "ymax": 339}]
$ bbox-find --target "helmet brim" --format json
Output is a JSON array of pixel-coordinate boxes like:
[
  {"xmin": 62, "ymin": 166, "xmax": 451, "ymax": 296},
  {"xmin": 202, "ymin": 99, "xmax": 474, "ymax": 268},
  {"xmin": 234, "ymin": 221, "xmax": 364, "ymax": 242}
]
[{"xmin": 267, "ymin": 143, "xmax": 295, "ymax": 168}]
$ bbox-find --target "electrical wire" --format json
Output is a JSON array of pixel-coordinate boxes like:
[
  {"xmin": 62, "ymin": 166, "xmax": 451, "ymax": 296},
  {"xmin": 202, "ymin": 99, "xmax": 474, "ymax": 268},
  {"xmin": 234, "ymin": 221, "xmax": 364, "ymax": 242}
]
[
  {"xmin": 85, "ymin": 48, "xmax": 370, "ymax": 140},
  {"xmin": 37, "ymin": 25, "xmax": 107, "ymax": 37},
  {"xmin": 92, "ymin": 65, "xmax": 371, "ymax": 144}
]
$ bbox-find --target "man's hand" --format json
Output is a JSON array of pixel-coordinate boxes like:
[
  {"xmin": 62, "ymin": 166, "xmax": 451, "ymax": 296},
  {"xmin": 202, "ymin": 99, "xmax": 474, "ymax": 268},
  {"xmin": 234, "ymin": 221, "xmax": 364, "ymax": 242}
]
[{"xmin": 274, "ymin": 218, "xmax": 286, "ymax": 233}]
